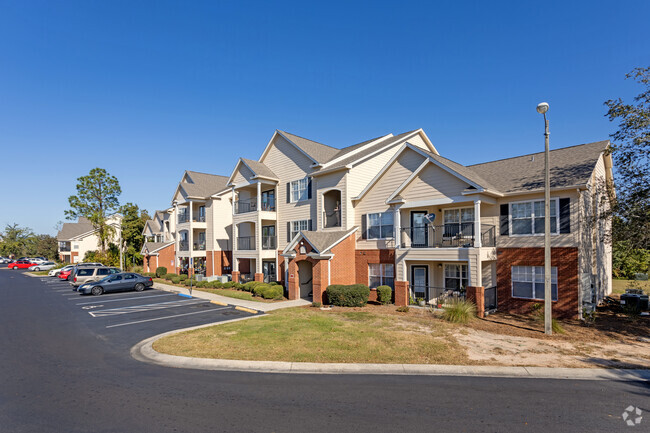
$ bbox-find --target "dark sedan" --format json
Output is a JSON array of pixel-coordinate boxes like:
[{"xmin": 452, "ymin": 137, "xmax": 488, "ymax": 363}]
[{"xmin": 78, "ymin": 273, "xmax": 153, "ymax": 296}]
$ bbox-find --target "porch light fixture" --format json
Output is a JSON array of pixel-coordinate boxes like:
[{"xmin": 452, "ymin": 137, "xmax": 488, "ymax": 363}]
[{"xmin": 537, "ymin": 102, "xmax": 552, "ymax": 335}]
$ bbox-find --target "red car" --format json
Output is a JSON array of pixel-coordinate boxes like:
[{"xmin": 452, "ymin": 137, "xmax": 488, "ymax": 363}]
[
  {"xmin": 9, "ymin": 260, "xmax": 36, "ymax": 270},
  {"xmin": 58, "ymin": 269, "xmax": 73, "ymax": 280}
]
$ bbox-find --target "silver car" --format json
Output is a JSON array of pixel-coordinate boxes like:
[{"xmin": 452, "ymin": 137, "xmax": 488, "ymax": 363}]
[{"xmin": 28, "ymin": 261, "xmax": 57, "ymax": 271}]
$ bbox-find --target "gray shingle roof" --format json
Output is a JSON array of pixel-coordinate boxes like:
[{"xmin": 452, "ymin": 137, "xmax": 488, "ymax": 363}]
[
  {"xmin": 57, "ymin": 218, "xmax": 94, "ymax": 241},
  {"xmin": 142, "ymin": 241, "xmax": 174, "ymax": 254},
  {"xmin": 301, "ymin": 227, "xmax": 357, "ymax": 253},
  {"xmin": 181, "ymin": 171, "xmax": 230, "ymax": 198},
  {"xmin": 241, "ymin": 158, "xmax": 278, "ymax": 179},
  {"xmin": 468, "ymin": 140, "xmax": 609, "ymax": 193},
  {"xmin": 278, "ymin": 130, "xmax": 340, "ymax": 164},
  {"xmin": 420, "ymin": 150, "xmax": 501, "ymax": 192}
]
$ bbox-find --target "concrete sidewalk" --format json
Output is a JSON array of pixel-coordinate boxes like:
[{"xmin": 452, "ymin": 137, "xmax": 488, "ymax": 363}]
[
  {"xmin": 131, "ymin": 313, "xmax": 650, "ymax": 381},
  {"xmin": 152, "ymin": 281, "xmax": 311, "ymax": 312}
]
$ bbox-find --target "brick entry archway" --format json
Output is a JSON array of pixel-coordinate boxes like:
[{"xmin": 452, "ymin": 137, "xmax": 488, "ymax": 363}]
[{"xmin": 297, "ymin": 260, "xmax": 313, "ymax": 298}]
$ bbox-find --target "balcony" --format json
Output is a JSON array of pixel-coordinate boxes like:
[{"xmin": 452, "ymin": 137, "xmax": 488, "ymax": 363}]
[
  {"xmin": 179, "ymin": 240, "xmax": 189, "ymax": 251},
  {"xmin": 59, "ymin": 243, "xmax": 71, "ymax": 252},
  {"xmin": 235, "ymin": 198, "xmax": 276, "ymax": 214},
  {"xmin": 178, "ymin": 214, "xmax": 189, "ymax": 224},
  {"xmin": 193, "ymin": 215, "xmax": 206, "ymax": 223},
  {"xmin": 322, "ymin": 210, "xmax": 341, "ymax": 228},
  {"xmin": 399, "ymin": 224, "xmax": 496, "ymax": 248},
  {"xmin": 262, "ymin": 236, "xmax": 276, "ymax": 250},
  {"xmin": 193, "ymin": 242, "xmax": 206, "ymax": 251},
  {"xmin": 237, "ymin": 236, "xmax": 255, "ymax": 250}
]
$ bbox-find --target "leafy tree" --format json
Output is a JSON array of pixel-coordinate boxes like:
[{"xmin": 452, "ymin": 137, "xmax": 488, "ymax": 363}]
[
  {"xmin": 605, "ymin": 66, "xmax": 650, "ymax": 250},
  {"xmin": 0, "ymin": 224, "xmax": 34, "ymax": 257},
  {"xmin": 65, "ymin": 168, "xmax": 121, "ymax": 252},
  {"xmin": 25, "ymin": 234, "xmax": 59, "ymax": 259},
  {"xmin": 120, "ymin": 203, "xmax": 150, "ymax": 268}
]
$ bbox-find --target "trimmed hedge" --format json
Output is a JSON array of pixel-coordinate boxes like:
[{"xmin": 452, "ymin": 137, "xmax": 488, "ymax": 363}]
[
  {"xmin": 143, "ymin": 272, "xmax": 156, "ymax": 278},
  {"xmin": 163, "ymin": 273, "xmax": 175, "ymax": 281},
  {"xmin": 376, "ymin": 286, "xmax": 392, "ymax": 304},
  {"xmin": 171, "ymin": 277, "xmax": 181, "ymax": 284},
  {"xmin": 326, "ymin": 284, "xmax": 370, "ymax": 307},
  {"xmin": 179, "ymin": 275, "xmax": 188, "ymax": 281},
  {"xmin": 155, "ymin": 267, "xmax": 167, "ymax": 278}
]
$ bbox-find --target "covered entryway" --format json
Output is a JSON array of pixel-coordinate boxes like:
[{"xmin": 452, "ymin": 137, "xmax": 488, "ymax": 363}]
[{"xmin": 298, "ymin": 260, "xmax": 313, "ymax": 299}]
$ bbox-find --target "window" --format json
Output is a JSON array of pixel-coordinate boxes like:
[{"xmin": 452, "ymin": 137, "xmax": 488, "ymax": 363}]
[
  {"xmin": 511, "ymin": 266, "xmax": 558, "ymax": 300},
  {"xmin": 291, "ymin": 220, "xmax": 309, "ymax": 239},
  {"xmin": 124, "ymin": 274, "xmax": 136, "ymax": 280},
  {"xmin": 510, "ymin": 199, "xmax": 558, "ymax": 235},
  {"xmin": 369, "ymin": 264, "xmax": 394, "ymax": 289},
  {"xmin": 97, "ymin": 268, "xmax": 109, "ymax": 276},
  {"xmin": 444, "ymin": 264, "xmax": 468, "ymax": 290},
  {"xmin": 443, "ymin": 208, "xmax": 474, "ymax": 237},
  {"xmin": 291, "ymin": 178, "xmax": 309, "ymax": 203},
  {"xmin": 77, "ymin": 269, "xmax": 94, "ymax": 276},
  {"xmin": 367, "ymin": 212, "xmax": 394, "ymax": 239}
]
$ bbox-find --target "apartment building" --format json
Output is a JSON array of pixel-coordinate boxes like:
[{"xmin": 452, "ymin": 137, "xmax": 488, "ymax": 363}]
[
  {"xmin": 143, "ymin": 128, "xmax": 613, "ymax": 318},
  {"xmin": 57, "ymin": 215, "xmax": 123, "ymax": 263}
]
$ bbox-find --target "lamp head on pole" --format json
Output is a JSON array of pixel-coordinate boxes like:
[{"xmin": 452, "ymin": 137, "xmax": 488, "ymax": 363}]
[{"xmin": 536, "ymin": 102, "xmax": 549, "ymax": 114}]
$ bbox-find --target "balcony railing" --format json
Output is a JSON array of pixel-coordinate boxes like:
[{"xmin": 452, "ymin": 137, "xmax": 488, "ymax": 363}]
[
  {"xmin": 237, "ymin": 236, "xmax": 255, "ymax": 250},
  {"xmin": 322, "ymin": 209, "xmax": 341, "ymax": 228},
  {"xmin": 239, "ymin": 273, "xmax": 254, "ymax": 283},
  {"xmin": 178, "ymin": 214, "xmax": 189, "ymax": 224},
  {"xmin": 262, "ymin": 236, "xmax": 276, "ymax": 250},
  {"xmin": 179, "ymin": 240, "xmax": 189, "ymax": 251},
  {"xmin": 193, "ymin": 215, "xmax": 206, "ymax": 223},
  {"xmin": 411, "ymin": 285, "xmax": 466, "ymax": 303},
  {"xmin": 59, "ymin": 244, "xmax": 71, "ymax": 252},
  {"xmin": 399, "ymin": 224, "xmax": 495, "ymax": 248},
  {"xmin": 234, "ymin": 198, "xmax": 276, "ymax": 214},
  {"xmin": 193, "ymin": 242, "xmax": 206, "ymax": 251}
]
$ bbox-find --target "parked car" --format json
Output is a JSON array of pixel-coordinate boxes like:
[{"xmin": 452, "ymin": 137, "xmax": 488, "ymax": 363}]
[
  {"xmin": 28, "ymin": 261, "xmax": 57, "ymax": 271},
  {"xmin": 9, "ymin": 260, "xmax": 36, "ymax": 270},
  {"xmin": 29, "ymin": 257, "xmax": 48, "ymax": 264},
  {"xmin": 0, "ymin": 257, "xmax": 11, "ymax": 264},
  {"xmin": 71, "ymin": 266, "xmax": 121, "ymax": 288},
  {"xmin": 62, "ymin": 262, "xmax": 104, "ymax": 281},
  {"xmin": 78, "ymin": 273, "xmax": 154, "ymax": 296},
  {"xmin": 49, "ymin": 265, "xmax": 74, "ymax": 277}
]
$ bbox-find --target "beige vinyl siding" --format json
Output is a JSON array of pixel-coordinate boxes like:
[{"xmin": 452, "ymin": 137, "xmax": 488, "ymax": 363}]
[
  {"xmin": 496, "ymin": 190, "xmax": 580, "ymax": 248},
  {"xmin": 260, "ymin": 134, "xmax": 316, "ymax": 247},
  {"xmin": 354, "ymin": 148, "xmax": 427, "ymax": 249},
  {"xmin": 207, "ymin": 196, "xmax": 233, "ymax": 251},
  {"xmin": 405, "ymin": 133, "xmax": 431, "ymax": 152},
  {"xmin": 396, "ymin": 248, "xmax": 483, "ymax": 287},
  {"xmin": 400, "ymin": 163, "xmax": 470, "ymax": 202},
  {"xmin": 232, "ymin": 164, "xmax": 255, "ymax": 186}
]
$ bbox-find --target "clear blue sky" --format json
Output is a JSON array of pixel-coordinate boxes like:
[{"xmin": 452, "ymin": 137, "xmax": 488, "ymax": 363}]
[{"xmin": 1, "ymin": 0, "xmax": 648, "ymax": 235}]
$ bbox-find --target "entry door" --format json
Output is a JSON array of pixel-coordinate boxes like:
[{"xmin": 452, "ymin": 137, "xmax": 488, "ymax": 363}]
[
  {"xmin": 262, "ymin": 261, "xmax": 276, "ymax": 283},
  {"xmin": 411, "ymin": 211, "xmax": 428, "ymax": 247},
  {"xmin": 411, "ymin": 266, "xmax": 428, "ymax": 300}
]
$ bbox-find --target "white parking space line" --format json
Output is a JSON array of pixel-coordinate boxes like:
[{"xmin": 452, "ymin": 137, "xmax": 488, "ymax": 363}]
[
  {"xmin": 76, "ymin": 293, "xmax": 176, "ymax": 305},
  {"xmin": 89, "ymin": 299, "xmax": 208, "ymax": 317},
  {"xmin": 105, "ymin": 306, "xmax": 230, "ymax": 328}
]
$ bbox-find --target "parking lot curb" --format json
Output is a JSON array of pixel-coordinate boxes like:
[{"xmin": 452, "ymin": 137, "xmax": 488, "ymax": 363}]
[
  {"xmin": 131, "ymin": 318, "xmax": 650, "ymax": 381},
  {"xmin": 235, "ymin": 306, "xmax": 258, "ymax": 314},
  {"xmin": 210, "ymin": 300, "xmax": 228, "ymax": 306},
  {"xmin": 178, "ymin": 293, "xmax": 193, "ymax": 299}
]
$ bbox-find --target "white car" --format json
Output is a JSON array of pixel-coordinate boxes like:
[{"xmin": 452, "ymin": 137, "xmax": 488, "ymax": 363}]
[
  {"xmin": 0, "ymin": 257, "xmax": 11, "ymax": 264},
  {"xmin": 29, "ymin": 261, "xmax": 57, "ymax": 272},
  {"xmin": 49, "ymin": 265, "xmax": 73, "ymax": 277},
  {"xmin": 29, "ymin": 257, "xmax": 48, "ymax": 264}
]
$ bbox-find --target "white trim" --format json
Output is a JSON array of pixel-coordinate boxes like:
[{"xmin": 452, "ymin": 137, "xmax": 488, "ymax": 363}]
[
  {"xmin": 262, "ymin": 130, "xmax": 320, "ymax": 165},
  {"xmin": 508, "ymin": 197, "xmax": 560, "ymax": 237},
  {"xmin": 289, "ymin": 177, "xmax": 310, "ymax": 204},
  {"xmin": 443, "ymin": 263, "xmax": 469, "ymax": 291},
  {"xmin": 397, "ymin": 196, "xmax": 471, "ymax": 209},
  {"xmin": 368, "ymin": 263, "xmax": 395, "ymax": 289},
  {"xmin": 510, "ymin": 265, "xmax": 558, "ymax": 301},
  {"xmin": 320, "ymin": 188, "xmax": 343, "ymax": 229},
  {"xmin": 366, "ymin": 212, "xmax": 395, "ymax": 240}
]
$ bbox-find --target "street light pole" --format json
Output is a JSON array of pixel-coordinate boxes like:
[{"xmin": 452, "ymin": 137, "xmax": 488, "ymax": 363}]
[{"xmin": 537, "ymin": 102, "xmax": 552, "ymax": 335}]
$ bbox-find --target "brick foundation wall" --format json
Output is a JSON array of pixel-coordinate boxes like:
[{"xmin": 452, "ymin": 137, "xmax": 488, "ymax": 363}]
[
  {"xmin": 354, "ymin": 249, "xmax": 395, "ymax": 286},
  {"xmin": 330, "ymin": 235, "xmax": 357, "ymax": 285},
  {"xmin": 496, "ymin": 247, "xmax": 579, "ymax": 319},
  {"xmin": 238, "ymin": 258, "xmax": 251, "ymax": 274}
]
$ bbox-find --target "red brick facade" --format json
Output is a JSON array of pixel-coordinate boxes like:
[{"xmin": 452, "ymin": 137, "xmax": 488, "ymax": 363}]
[
  {"xmin": 354, "ymin": 249, "xmax": 395, "ymax": 286},
  {"xmin": 143, "ymin": 244, "xmax": 175, "ymax": 274},
  {"xmin": 496, "ymin": 247, "xmax": 579, "ymax": 318},
  {"xmin": 466, "ymin": 286, "xmax": 485, "ymax": 318},
  {"xmin": 206, "ymin": 250, "xmax": 232, "ymax": 276}
]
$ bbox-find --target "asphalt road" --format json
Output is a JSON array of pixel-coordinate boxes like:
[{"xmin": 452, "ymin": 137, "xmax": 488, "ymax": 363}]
[{"xmin": 0, "ymin": 269, "xmax": 647, "ymax": 432}]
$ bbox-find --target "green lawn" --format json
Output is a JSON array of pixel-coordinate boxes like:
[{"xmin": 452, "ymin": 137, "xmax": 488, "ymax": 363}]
[
  {"xmin": 153, "ymin": 278, "xmax": 273, "ymax": 302},
  {"xmin": 26, "ymin": 271, "xmax": 50, "ymax": 276},
  {"xmin": 612, "ymin": 279, "xmax": 650, "ymax": 295},
  {"xmin": 153, "ymin": 307, "xmax": 468, "ymax": 364}
]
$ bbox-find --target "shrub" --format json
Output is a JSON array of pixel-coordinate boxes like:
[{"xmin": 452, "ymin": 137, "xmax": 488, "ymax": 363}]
[
  {"xmin": 253, "ymin": 284, "xmax": 271, "ymax": 297},
  {"xmin": 209, "ymin": 281, "xmax": 223, "ymax": 289},
  {"xmin": 442, "ymin": 299, "xmax": 477, "ymax": 324},
  {"xmin": 232, "ymin": 283, "xmax": 243, "ymax": 290},
  {"xmin": 164, "ymin": 273, "xmax": 175, "ymax": 281},
  {"xmin": 396, "ymin": 306, "xmax": 410, "ymax": 313},
  {"xmin": 179, "ymin": 274, "xmax": 188, "ymax": 281},
  {"xmin": 222, "ymin": 281, "xmax": 234, "ymax": 288},
  {"xmin": 155, "ymin": 266, "xmax": 167, "ymax": 278},
  {"xmin": 261, "ymin": 285, "xmax": 283, "ymax": 300},
  {"xmin": 376, "ymin": 286, "xmax": 392, "ymax": 304},
  {"xmin": 326, "ymin": 284, "xmax": 370, "ymax": 307},
  {"xmin": 133, "ymin": 266, "xmax": 143, "ymax": 273},
  {"xmin": 143, "ymin": 272, "xmax": 156, "ymax": 278},
  {"xmin": 312, "ymin": 301, "xmax": 322, "ymax": 308},
  {"xmin": 242, "ymin": 281, "xmax": 258, "ymax": 292},
  {"xmin": 171, "ymin": 277, "xmax": 181, "ymax": 284}
]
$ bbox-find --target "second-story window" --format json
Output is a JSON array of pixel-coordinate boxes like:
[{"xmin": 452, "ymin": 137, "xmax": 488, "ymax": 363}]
[
  {"xmin": 291, "ymin": 220, "xmax": 309, "ymax": 239},
  {"xmin": 367, "ymin": 212, "xmax": 394, "ymax": 239},
  {"xmin": 290, "ymin": 178, "xmax": 309, "ymax": 203},
  {"xmin": 510, "ymin": 199, "xmax": 558, "ymax": 235}
]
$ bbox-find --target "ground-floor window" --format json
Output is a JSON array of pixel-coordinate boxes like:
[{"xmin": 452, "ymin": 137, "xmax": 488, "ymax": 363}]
[
  {"xmin": 369, "ymin": 263, "xmax": 394, "ymax": 289},
  {"xmin": 444, "ymin": 264, "xmax": 468, "ymax": 290},
  {"xmin": 511, "ymin": 266, "xmax": 558, "ymax": 300}
]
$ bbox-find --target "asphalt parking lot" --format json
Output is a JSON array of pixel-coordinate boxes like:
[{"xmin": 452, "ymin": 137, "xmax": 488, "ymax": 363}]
[{"xmin": 16, "ymin": 270, "xmax": 253, "ymax": 353}]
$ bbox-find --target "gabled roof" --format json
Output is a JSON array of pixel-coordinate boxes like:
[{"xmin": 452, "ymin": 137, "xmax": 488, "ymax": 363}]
[
  {"xmin": 142, "ymin": 220, "xmax": 157, "ymax": 236},
  {"xmin": 141, "ymin": 241, "xmax": 174, "ymax": 255},
  {"xmin": 283, "ymin": 227, "xmax": 358, "ymax": 255},
  {"xmin": 468, "ymin": 140, "xmax": 610, "ymax": 193},
  {"xmin": 57, "ymin": 218, "xmax": 94, "ymax": 241},
  {"xmin": 174, "ymin": 170, "xmax": 230, "ymax": 201},
  {"xmin": 241, "ymin": 158, "xmax": 278, "ymax": 180},
  {"xmin": 277, "ymin": 130, "xmax": 340, "ymax": 164}
]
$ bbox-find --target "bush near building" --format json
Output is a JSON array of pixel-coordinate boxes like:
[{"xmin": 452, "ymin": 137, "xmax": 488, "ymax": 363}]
[
  {"xmin": 326, "ymin": 284, "xmax": 370, "ymax": 307},
  {"xmin": 376, "ymin": 285, "xmax": 392, "ymax": 304},
  {"xmin": 155, "ymin": 266, "xmax": 167, "ymax": 278}
]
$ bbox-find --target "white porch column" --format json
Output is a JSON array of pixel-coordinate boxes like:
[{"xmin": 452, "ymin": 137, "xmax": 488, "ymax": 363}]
[
  {"xmin": 188, "ymin": 202, "xmax": 194, "ymax": 254},
  {"xmin": 394, "ymin": 204, "xmax": 402, "ymax": 249},
  {"xmin": 256, "ymin": 181, "xmax": 262, "ymax": 274},
  {"xmin": 474, "ymin": 199, "xmax": 482, "ymax": 248},
  {"xmin": 231, "ymin": 186, "xmax": 236, "ymax": 216}
]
